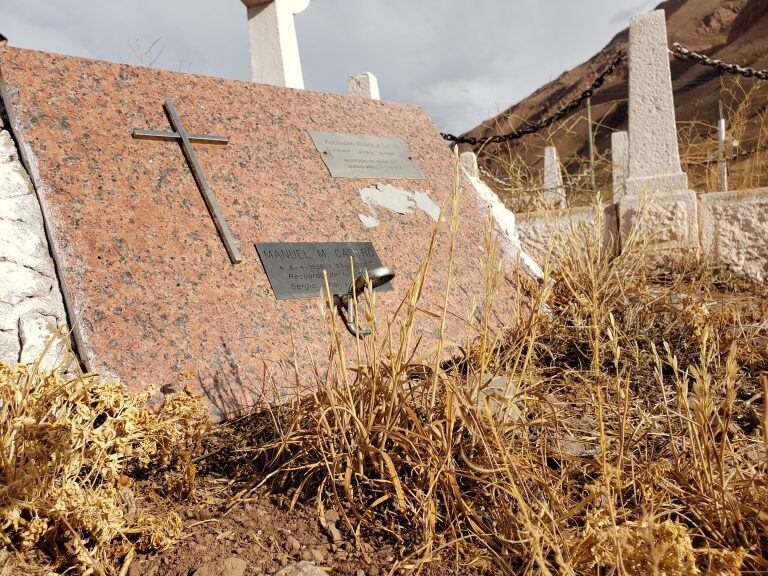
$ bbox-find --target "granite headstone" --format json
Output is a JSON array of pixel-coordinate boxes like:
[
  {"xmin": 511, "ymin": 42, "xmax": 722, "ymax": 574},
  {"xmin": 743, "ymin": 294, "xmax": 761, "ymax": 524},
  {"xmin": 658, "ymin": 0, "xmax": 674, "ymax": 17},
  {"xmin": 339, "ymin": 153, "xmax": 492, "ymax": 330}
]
[{"xmin": 0, "ymin": 47, "xmax": 529, "ymax": 417}]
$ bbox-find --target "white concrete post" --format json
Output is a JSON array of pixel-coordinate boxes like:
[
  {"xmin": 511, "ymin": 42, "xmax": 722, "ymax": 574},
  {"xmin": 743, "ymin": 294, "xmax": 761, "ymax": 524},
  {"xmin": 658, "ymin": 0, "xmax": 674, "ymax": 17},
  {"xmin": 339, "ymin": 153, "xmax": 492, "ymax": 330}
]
[
  {"xmin": 611, "ymin": 131, "xmax": 629, "ymax": 203},
  {"xmin": 542, "ymin": 146, "xmax": 566, "ymax": 209},
  {"xmin": 717, "ymin": 103, "xmax": 729, "ymax": 192},
  {"xmin": 459, "ymin": 151, "xmax": 479, "ymax": 178},
  {"xmin": 625, "ymin": 10, "xmax": 687, "ymax": 195},
  {"xmin": 347, "ymin": 73, "xmax": 381, "ymax": 100},
  {"xmin": 241, "ymin": 0, "xmax": 310, "ymax": 89},
  {"xmin": 618, "ymin": 9, "xmax": 699, "ymax": 252}
]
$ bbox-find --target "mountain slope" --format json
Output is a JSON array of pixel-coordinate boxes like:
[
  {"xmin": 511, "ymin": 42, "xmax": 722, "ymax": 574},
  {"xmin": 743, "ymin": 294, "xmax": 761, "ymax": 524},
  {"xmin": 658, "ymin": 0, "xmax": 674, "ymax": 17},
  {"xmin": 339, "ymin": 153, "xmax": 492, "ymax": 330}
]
[{"xmin": 463, "ymin": 0, "xmax": 768, "ymax": 190}]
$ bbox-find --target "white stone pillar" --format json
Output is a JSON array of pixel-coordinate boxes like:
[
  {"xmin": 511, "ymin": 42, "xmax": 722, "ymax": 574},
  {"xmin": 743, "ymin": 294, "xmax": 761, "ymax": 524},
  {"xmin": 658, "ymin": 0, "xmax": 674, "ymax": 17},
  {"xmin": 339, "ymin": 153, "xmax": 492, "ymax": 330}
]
[
  {"xmin": 241, "ymin": 0, "xmax": 310, "ymax": 89},
  {"xmin": 625, "ymin": 10, "xmax": 686, "ymax": 194},
  {"xmin": 618, "ymin": 9, "xmax": 699, "ymax": 252},
  {"xmin": 459, "ymin": 151, "xmax": 478, "ymax": 178},
  {"xmin": 717, "ymin": 113, "xmax": 729, "ymax": 192},
  {"xmin": 611, "ymin": 131, "xmax": 628, "ymax": 203},
  {"xmin": 542, "ymin": 146, "xmax": 566, "ymax": 209},
  {"xmin": 347, "ymin": 72, "xmax": 380, "ymax": 100}
]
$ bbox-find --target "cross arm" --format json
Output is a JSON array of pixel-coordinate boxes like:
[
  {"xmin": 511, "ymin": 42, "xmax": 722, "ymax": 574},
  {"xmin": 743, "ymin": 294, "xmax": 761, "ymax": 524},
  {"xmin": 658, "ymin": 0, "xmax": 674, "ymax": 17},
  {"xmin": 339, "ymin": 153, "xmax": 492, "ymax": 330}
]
[{"xmin": 132, "ymin": 129, "xmax": 230, "ymax": 144}]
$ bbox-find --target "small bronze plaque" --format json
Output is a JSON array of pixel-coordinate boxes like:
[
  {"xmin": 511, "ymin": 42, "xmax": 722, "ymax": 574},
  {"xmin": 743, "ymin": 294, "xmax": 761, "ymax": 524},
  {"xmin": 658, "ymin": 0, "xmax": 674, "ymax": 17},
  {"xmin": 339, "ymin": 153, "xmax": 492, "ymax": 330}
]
[
  {"xmin": 256, "ymin": 242, "xmax": 393, "ymax": 300},
  {"xmin": 309, "ymin": 131, "xmax": 426, "ymax": 180}
]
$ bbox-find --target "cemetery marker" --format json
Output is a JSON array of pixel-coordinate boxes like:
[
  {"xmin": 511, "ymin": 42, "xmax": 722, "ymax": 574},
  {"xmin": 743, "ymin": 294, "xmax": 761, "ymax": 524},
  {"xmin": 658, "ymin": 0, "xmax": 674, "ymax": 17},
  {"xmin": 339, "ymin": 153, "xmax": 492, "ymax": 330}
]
[
  {"xmin": 309, "ymin": 131, "xmax": 426, "ymax": 180},
  {"xmin": 0, "ymin": 47, "xmax": 528, "ymax": 415},
  {"xmin": 255, "ymin": 241, "xmax": 392, "ymax": 300},
  {"xmin": 132, "ymin": 99, "xmax": 243, "ymax": 264}
]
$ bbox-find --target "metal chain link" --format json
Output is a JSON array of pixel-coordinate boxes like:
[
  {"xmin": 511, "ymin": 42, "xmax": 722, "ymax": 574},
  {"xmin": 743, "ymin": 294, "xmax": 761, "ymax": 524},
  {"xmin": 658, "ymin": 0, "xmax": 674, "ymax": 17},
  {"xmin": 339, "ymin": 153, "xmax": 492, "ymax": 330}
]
[
  {"xmin": 440, "ymin": 50, "xmax": 626, "ymax": 146},
  {"xmin": 671, "ymin": 43, "xmax": 768, "ymax": 80},
  {"xmin": 454, "ymin": 43, "xmax": 766, "ymax": 184},
  {"xmin": 444, "ymin": 44, "xmax": 764, "ymax": 148}
]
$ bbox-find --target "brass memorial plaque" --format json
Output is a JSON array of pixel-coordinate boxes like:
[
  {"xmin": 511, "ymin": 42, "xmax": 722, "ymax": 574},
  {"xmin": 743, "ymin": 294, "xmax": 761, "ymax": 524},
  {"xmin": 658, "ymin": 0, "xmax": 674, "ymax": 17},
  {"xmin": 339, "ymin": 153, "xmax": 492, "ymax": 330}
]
[
  {"xmin": 309, "ymin": 131, "xmax": 426, "ymax": 180},
  {"xmin": 256, "ymin": 242, "xmax": 393, "ymax": 300}
]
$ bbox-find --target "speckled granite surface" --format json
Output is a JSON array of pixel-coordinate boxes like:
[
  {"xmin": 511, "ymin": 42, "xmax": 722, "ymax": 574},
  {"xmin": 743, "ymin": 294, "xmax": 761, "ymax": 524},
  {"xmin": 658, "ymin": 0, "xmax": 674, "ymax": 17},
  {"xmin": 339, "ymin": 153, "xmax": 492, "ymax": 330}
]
[{"xmin": 0, "ymin": 47, "xmax": 529, "ymax": 417}]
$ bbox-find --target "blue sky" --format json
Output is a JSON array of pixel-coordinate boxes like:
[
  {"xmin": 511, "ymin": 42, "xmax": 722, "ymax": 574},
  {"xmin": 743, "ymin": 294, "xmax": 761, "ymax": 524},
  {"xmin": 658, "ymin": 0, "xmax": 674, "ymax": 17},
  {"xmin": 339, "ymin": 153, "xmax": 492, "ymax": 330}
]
[{"xmin": 0, "ymin": 0, "xmax": 658, "ymax": 133}]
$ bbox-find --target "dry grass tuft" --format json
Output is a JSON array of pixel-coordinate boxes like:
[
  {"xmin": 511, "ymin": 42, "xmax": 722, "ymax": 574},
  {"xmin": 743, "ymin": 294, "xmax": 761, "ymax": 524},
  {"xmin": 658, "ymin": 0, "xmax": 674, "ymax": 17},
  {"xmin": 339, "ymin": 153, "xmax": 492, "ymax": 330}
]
[
  {"xmin": 0, "ymin": 358, "xmax": 210, "ymax": 575},
  {"xmin": 207, "ymin": 191, "xmax": 768, "ymax": 574},
  {"xmin": 680, "ymin": 79, "xmax": 768, "ymax": 193}
]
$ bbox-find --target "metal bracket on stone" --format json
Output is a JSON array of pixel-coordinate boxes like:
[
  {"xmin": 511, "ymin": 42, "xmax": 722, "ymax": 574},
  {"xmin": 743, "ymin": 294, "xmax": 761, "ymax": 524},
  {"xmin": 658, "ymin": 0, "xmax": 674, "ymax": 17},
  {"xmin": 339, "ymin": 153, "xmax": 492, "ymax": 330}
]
[{"xmin": 335, "ymin": 266, "xmax": 395, "ymax": 338}]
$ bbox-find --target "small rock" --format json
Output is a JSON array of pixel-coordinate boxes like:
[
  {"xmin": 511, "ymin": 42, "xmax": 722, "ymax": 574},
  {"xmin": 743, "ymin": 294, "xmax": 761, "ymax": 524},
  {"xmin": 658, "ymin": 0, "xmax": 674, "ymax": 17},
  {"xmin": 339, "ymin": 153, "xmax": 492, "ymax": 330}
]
[
  {"xmin": 309, "ymin": 548, "xmax": 324, "ymax": 563},
  {"xmin": 328, "ymin": 524, "xmax": 343, "ymax": 542},
  {"xmin": 476, "ymin": 376, "xmax": 521, "ymax": 421},
  {"xmin": 324, "ymin": 509, "xmax": 340, "ymax": 524},
  {"xmin": 118, "ymin": 487, "xmax": 137, "ymax": 524},
  {"xmin": 192, "ymin": 557, "xmax": 247, "ymax": 576},
  {"xmin": 273, "ymin": 561, "xmax": 327, "ymax": 576},
  {"xmin": 355, "ymin": 570, "xmax": 366, "ymax": 576},
  {"xmin": 285, "ymin": 535, "xmax": 301, "ymax": 553}
]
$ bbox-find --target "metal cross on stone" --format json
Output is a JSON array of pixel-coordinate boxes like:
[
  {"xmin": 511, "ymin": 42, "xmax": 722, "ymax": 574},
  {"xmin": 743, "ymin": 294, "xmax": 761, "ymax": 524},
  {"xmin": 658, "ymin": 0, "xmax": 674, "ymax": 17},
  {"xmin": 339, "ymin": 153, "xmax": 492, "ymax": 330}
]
[{"xmin": 132, "ymin": 99, "xmax": 242, "ymax": 264}]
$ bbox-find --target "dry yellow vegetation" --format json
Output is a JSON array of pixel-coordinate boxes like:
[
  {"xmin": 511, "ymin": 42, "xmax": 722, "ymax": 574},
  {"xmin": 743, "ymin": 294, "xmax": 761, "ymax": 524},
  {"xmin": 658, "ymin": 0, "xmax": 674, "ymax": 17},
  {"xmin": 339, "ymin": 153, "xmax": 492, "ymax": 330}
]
[
  {"xmin": 209, "ymin": 195, "xmax": 768, "ymax": 574},
  {"xmin": 1, "ymin": 185, "xmax": 767, "ymax": 575},
  {"xmin": 0, "ymin": 359, "xmax": 210, "ymax": 574}
]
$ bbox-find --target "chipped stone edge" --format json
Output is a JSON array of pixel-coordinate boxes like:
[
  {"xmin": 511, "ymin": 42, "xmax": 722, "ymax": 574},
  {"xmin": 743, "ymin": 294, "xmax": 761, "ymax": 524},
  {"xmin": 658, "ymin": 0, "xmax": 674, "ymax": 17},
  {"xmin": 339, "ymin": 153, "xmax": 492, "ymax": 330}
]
[
  {"xmin": 0, "ymin": 71, "xmax": 82, "ymax": 372},
  {"xmin": 461, "ymin": 167, "xmax": 544, "ymax": 281},
  {"xmin": 698, "ymin": 187, "xmax": 768, "ymax": 282}
]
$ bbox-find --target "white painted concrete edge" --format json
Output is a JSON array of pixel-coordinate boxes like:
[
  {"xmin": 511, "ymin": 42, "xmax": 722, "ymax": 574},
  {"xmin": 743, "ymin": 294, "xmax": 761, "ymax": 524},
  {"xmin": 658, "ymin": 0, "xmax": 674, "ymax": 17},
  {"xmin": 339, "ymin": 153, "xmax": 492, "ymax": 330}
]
[{"xmin": 462, "ymin": 167, "xmax": 545, "ymax": 281}]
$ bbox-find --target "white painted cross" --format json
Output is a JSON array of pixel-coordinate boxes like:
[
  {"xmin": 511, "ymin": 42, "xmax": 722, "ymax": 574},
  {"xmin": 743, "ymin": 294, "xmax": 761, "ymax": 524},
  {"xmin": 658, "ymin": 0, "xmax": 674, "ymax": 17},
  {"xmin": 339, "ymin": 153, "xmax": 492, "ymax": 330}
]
[{"xmin": 240, "ymin": 0, "xmax": 310, "ymax": 89}]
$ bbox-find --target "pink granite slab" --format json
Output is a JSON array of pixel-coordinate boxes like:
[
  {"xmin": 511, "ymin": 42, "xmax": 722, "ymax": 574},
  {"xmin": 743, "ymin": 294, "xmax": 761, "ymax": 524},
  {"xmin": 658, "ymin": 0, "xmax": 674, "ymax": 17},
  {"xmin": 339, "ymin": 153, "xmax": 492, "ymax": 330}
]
[{"xmin": 0, "ymin": 47, "xmax": 530, "ymax": 418}]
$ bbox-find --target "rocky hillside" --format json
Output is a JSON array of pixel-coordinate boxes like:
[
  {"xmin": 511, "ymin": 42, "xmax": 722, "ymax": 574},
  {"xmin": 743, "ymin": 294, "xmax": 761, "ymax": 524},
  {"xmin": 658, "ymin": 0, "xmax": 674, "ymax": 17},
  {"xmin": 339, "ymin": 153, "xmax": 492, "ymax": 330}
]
[{"xmin": 463, "ymin": 0, "xmax": 768, "ymax": 189}]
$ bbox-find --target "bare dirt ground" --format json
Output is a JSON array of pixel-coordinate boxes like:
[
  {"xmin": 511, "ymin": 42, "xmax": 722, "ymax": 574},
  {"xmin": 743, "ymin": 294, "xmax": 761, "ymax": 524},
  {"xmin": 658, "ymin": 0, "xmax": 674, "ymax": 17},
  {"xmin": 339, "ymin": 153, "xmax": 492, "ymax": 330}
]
[
  {"xmin": 4, "ymin": 469, "xmax": 473, "ymax": 576},
  {"xmin": 128, "ymin": 481, "xmax": 404, "ymax": 576}
]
